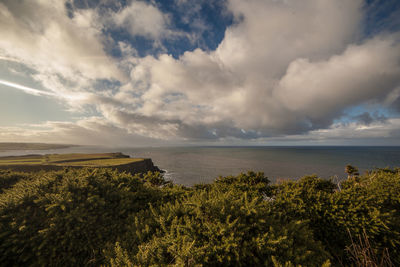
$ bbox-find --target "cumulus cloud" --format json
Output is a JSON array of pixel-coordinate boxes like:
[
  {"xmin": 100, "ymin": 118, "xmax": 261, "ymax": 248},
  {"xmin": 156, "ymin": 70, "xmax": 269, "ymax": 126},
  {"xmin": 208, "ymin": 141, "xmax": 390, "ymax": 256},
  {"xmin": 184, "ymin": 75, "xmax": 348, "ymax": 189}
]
[
  {"xmin": 1, "ymin": 0, "xmax": 400, "ymax": 144},
  {"xmin": 0, "ymin": 0, "xmax": 124, "ymax": 95},
  {"xmin": 274, "ymin": 36, "xmax": 400, "ymax": 128},
  {"xmin": 112, "ymin": 1, "xmax": 170, "ymax": 40},
  {"xmin": 109, "ymin": 0, "xmax": 399, "ymax": 140}
]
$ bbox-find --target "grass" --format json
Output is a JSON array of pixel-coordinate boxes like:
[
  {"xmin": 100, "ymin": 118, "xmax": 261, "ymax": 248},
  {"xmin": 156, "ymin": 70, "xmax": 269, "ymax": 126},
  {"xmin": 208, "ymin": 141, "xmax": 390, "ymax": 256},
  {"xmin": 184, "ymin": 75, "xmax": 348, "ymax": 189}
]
[
  {"xmin": 55, "ymin": 158, "xmax": 144, "ymax": 167},
  {"xmin": 0, "ymin": 153, "xmax": 144, "ymax": 167},
  {"xmin": 46, "ymin": 153, "xmax": 125, "ymax": 162},
  {"xmin": 0, "ymin": 160, "xmax": 43, "ymax": 165}
]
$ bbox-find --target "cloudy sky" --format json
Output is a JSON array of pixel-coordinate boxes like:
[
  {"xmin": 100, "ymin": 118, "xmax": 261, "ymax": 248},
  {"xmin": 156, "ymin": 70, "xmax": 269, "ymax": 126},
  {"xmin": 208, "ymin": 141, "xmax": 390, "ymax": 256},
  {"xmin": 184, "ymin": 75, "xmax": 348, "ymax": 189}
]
[{"xmin": 0, "ymin": 0, "xmax": 400, "ymax": 146}]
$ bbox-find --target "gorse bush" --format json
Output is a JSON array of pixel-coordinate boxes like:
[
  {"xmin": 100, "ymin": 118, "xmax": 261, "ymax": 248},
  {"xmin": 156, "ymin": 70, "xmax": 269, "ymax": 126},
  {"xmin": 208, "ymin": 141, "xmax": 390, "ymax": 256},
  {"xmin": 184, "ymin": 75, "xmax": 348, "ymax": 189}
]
[
  {"xmin": 0, "ymin": 169, "xmax": 32, "ymax": 193},
  {"xmin": 271, "ymin": 170, "xmax": 400, "ymax": 265},
  {"xmin": 0, "ymin": 167, "xmax": 399, "ymax": 266},
  {"xmin": 110, "ymin": 183, "xmax": 328, "ymax": 266},
  {"xmin": 0, "ymin": 168, "xmax": 164, "ymax": 266}
]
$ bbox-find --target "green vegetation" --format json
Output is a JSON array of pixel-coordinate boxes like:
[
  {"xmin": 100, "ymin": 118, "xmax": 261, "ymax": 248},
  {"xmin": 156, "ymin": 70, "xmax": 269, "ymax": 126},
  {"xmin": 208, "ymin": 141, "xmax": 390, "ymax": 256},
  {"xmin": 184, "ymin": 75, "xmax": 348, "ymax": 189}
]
[
  {"xmin": 0, "ymin": 142, "xmax": 73, "ymax": 151},
  {"xmin": 41, "ymin": 152, "xmax": 130, "ymax": 163},
  {"xmin": 0, "ymin": 167, "xmax": 399, "ymax": 266},
  {"xmin": 58, "ymin": 158, "xmax": 144, "ymax": 166},
  {"xmin": 0, "ymin": 153, "xmax": 144, "ymax": 167}
]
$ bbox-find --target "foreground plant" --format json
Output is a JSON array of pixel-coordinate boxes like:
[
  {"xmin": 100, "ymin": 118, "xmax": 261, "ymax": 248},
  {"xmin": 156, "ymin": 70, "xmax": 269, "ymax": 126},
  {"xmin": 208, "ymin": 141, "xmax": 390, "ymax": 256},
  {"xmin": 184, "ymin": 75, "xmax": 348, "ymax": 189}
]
[{"xmin": 0, "ymin": 168, "xmax": 399, "ymax": 266}]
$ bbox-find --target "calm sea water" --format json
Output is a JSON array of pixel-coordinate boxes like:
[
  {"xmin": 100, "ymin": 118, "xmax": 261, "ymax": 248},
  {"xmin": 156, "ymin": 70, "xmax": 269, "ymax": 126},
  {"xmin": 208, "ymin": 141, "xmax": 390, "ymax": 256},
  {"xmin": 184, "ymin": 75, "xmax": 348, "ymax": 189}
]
[{"xmin": 1, "ymin": 146, "xmax": 399, "ymax": 186}]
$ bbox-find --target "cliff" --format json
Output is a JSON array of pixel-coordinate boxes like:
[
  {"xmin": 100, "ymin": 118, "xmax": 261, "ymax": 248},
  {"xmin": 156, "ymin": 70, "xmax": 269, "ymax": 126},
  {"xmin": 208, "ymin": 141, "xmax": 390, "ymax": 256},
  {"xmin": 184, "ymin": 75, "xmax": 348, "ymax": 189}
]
[
  {"xmin": 0, "ymin": 153, "xmax": 162, "ymax": 175},
  {"xmin": 111, "ymin": 158, "xmax": 163, "ymax": 175}
]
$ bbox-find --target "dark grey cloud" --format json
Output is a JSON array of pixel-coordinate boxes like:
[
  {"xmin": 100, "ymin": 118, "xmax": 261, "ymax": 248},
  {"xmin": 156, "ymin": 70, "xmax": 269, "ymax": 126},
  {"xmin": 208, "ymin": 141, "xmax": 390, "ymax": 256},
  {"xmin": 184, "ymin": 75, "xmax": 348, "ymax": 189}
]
[{"xmin": 352, "ymin": 112, "xmax": 388, "ymax": 125}]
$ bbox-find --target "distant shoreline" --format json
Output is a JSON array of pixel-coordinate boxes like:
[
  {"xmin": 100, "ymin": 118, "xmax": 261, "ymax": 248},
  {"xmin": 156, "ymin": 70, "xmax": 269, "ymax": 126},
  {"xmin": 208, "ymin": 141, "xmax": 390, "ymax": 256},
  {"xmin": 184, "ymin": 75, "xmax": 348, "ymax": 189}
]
[{"xmin": 0, "ymin": 143, "xmax": 75, "ymax": 152}]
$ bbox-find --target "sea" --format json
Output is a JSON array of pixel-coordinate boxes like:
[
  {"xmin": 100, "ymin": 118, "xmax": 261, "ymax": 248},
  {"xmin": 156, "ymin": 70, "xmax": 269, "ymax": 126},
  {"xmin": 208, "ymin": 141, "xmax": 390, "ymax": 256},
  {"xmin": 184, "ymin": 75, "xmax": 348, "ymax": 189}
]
[{"xmin": 1, "ymin": 146, "xmax": 399, "ymax": 186}]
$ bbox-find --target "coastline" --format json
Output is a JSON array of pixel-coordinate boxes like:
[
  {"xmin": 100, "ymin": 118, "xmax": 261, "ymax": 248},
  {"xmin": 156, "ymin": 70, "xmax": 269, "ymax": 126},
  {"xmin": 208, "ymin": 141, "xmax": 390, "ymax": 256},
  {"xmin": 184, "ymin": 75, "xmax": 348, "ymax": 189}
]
[{"xmin": 0, "ymin": 153, "xmax": 162, "ymax": 175}]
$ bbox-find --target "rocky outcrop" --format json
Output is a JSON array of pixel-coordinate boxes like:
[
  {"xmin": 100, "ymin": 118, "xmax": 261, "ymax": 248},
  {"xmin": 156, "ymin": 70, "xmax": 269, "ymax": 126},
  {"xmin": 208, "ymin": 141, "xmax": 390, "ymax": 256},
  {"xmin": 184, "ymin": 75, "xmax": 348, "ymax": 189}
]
[{"xmin": 112, "ymin": 158, "xmax": 163, "ymax": 175}]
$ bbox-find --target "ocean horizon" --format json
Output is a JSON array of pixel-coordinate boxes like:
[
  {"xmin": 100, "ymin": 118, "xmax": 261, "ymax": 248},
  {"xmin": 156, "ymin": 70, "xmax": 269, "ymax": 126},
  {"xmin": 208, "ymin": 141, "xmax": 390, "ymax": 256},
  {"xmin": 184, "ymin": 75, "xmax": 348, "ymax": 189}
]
[{"xmin": 1, "ymin": 145, "xmax": 399, "ymax": 186}]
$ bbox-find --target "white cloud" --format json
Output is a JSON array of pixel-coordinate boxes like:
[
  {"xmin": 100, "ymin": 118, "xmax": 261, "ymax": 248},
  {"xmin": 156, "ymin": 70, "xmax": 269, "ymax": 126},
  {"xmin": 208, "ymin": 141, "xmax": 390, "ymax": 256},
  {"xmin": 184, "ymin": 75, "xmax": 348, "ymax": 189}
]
[
  {"xmin": 300, "ymin": 118, "xmax": 400, "ymax": 143},
  {"xmin": 0, "ymin": 117, "xmax": 162, "ymax": 146},
  {"xmin": 112, "ymin": 1, "xmax": 170, "ymax": 40},
  {"xmin": 3, "ymin": 117, "xmax": 400, "ymax": 146},
  {"xmin": 274, "ymin": 36, "xmax": 400, "ymax": 123},
  {"xmin": 108, "ymin": 0, "xmax": 399, "ymax": 141},
  {"xmin": 0, "ymin": 0, "xmax": 125, "ymax": 94},
  {"xmin": 217, "ymin": 0, "xmax": 363, "ymax": 77},
  {"xmin": 1, "ymin": 0, "xmax": 400, "ymax": 144}
]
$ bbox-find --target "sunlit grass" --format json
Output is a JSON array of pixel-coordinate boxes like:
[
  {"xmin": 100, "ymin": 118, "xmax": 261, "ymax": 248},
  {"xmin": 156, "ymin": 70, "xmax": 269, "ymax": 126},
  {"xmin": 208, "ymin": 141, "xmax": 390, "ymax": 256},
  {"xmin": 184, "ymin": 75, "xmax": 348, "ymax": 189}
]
[
  {"xmin": 0, "ymin": 153, "xmax": 143, "ymax": 167},
  {"xmin": 47, "ymin": 153, "xmax": 121, "ymax": 162},
  {"xmin": 0, "ymin": 160, "xmax": 43, "ymax": 165},
  {"xmin": 56, "ymin": 158, "xmax": 144, "ymax": 166}
]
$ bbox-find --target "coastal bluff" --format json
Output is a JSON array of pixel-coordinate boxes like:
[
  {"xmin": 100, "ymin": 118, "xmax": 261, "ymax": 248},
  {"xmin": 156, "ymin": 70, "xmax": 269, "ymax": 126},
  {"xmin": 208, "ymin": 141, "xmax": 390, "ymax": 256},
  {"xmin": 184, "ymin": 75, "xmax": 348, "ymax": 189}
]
[{"xmin": 0, "ymin": 152, "xmax": 162, "ymax": 175}]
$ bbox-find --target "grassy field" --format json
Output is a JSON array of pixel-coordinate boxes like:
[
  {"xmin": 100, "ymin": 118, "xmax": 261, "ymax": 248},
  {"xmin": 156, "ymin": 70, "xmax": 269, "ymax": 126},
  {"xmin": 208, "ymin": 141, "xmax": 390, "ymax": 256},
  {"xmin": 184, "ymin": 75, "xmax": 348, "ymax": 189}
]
[
  {"xmin": 60, "ymin": 158, "xmax": 144, "ymax": 166},
  {"xmin": 0, "ymin": 153, "xmax": 144, "ymax": 167}
]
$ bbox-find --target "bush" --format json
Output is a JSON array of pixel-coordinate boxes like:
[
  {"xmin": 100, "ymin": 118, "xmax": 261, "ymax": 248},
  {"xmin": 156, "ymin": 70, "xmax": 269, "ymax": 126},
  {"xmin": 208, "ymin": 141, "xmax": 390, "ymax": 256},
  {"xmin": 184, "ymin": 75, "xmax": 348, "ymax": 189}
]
[
  {"xmin": 0, "ymin": 167, "xmax": 399, "ymax": 266},
  {"xmin": 0, "ymin": 168, "xmax": 164, "ymax": 266},
  {"xmin": 108, "ymin": 172, "xmax": 329, "ymax": 266},
  {"xmin": 271, "ymin": 171, "xmax": 400, "ymax": 265},
  {"xmin": 0, "ymin": 169, "xmax": 32, "ymax": 193}
]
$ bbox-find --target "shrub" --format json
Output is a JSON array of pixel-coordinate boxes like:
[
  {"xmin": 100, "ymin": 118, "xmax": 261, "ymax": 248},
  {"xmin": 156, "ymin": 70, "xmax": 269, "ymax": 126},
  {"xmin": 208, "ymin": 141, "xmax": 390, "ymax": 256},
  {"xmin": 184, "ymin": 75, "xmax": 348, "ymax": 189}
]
[
  {"xmin": 109, "ymin": 173, "xmax": 329, "ymax": 266},
  {"xmin": 1, "ymin": 167, "xmax": 399, "ymax": 266},
  {"xmin": 271, "ymin": 171, "xmax": 400, "ymax": 265},
  {"xmin": 0, "ymin": 169, "xmax": 32, "ymax": 193},
  {"xmin": 0, "ymin": 168, "xmax": 163, "ymax": 266}
]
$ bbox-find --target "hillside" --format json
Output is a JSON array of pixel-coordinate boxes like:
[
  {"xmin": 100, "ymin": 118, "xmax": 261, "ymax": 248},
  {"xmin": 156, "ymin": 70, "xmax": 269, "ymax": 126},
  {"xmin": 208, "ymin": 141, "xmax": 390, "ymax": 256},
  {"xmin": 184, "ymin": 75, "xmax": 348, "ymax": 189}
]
[{"xmin": 0, "ymin": 153, "xmax": 161, "ymax": 175}]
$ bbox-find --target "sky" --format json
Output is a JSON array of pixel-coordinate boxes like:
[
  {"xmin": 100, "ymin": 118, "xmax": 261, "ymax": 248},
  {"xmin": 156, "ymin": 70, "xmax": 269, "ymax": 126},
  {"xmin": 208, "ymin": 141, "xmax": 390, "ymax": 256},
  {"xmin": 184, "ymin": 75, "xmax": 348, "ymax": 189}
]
[{"xmin": 0, "ymin": 0, "xmax": 400, "ymax": 146}]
